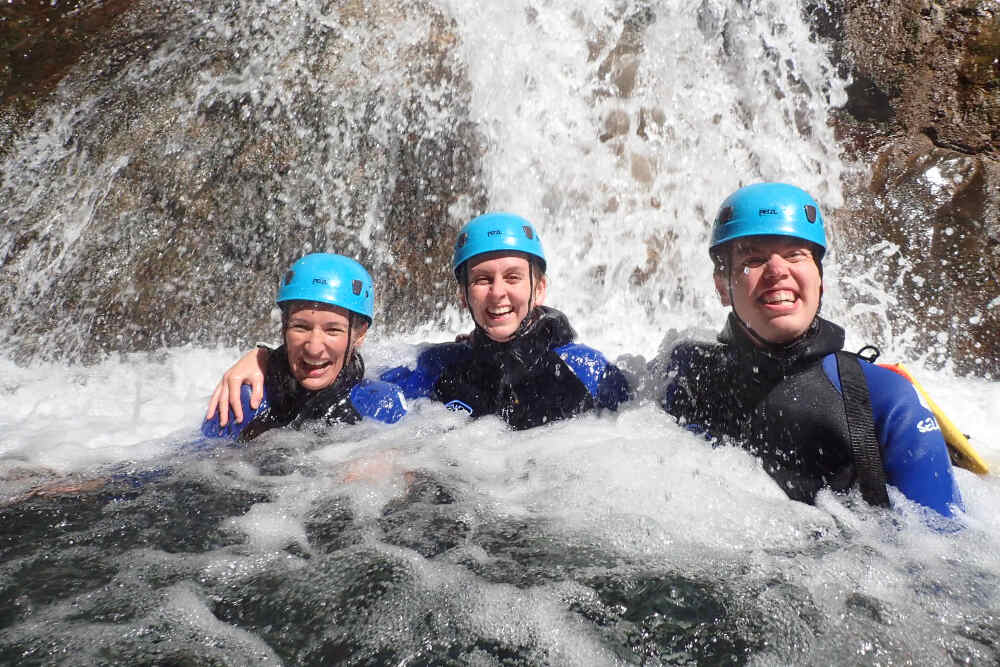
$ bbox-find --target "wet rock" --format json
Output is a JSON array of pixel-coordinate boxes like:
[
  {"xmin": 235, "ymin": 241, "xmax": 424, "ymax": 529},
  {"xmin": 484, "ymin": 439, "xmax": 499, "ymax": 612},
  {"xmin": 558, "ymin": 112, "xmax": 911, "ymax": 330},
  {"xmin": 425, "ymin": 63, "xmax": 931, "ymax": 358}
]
[
  {"xmin": 1, "ymin": 0, "xmax": 484, "ymax": 362},
  {"xmin": 822, "ymin": 0, "xmax": 1000, "ymax": 375},
  {"xmin": 837, "ymin": 136, "xmax": 1000, "ymax": 376}
]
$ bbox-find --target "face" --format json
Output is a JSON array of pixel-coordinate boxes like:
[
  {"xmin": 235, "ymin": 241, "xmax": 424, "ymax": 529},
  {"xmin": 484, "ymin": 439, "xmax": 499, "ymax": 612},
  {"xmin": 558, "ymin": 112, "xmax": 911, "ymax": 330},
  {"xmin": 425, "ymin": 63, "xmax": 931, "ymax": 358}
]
[
  {"xmin": 460, "ymin": 252, "xmax": 547, "ymax": 342},
  {"xmin": 714, "ymin": 236, "xmax": 822, "ymax": 345},
  {"xmin": 284, "ymin": 302, "xmax": 368, "ymax": 391}
]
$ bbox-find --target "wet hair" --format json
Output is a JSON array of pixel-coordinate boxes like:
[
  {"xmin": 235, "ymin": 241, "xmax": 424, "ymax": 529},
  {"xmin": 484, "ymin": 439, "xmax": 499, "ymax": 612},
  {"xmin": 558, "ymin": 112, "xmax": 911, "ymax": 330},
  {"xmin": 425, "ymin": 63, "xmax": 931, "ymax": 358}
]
[
  {"xmin": 456, "ymin": 253, "xmax": 546, "ymax": 286},
  {"xmin": 279, "ymin": 301, "xmax": 365, "ymax": 338},
  {"xmin": 711, "ymin": 239, "xmax": 824, "ymax": 278}
]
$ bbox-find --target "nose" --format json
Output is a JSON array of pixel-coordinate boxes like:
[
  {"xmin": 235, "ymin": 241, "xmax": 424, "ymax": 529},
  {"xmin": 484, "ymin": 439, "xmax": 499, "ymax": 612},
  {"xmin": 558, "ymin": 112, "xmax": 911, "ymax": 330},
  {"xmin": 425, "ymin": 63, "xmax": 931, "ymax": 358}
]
[
  {"xmin": 487, "ymin": 279, "xmax": 506, "ymax": 299},
  {"xmin": 304, "ymin": 327, "xmax": 325, "ymax": 354},
  {"xmin": 762, "ymin": 254, "xmax": 790, "ymax": 279}
]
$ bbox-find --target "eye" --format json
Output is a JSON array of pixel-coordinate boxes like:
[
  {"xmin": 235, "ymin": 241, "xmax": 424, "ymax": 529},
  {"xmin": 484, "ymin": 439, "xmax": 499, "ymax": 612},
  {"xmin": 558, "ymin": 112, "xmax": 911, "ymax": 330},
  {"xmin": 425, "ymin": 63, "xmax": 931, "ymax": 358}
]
[
  {"xmin": 785, "ymin": 249, "xmax": 811, "ymax": 262},
  {"xmin": 741, "ymin": 255, "xmax": 766, "ymax": 269}
]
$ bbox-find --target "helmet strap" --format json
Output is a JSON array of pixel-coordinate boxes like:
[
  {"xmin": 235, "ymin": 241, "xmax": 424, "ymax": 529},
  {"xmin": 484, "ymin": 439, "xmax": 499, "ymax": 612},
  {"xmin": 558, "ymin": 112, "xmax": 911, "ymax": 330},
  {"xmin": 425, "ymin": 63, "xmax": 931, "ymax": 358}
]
[{"xmin": 726, "ymin": 263, "xmax": 823, "ymax": 352}]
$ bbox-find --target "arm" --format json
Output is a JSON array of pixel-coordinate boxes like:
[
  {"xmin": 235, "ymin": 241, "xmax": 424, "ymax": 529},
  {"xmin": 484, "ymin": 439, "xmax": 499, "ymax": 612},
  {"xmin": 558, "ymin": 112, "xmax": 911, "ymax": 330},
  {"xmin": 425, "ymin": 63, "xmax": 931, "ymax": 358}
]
[
  {"xmin": 862, "ymin": 362, "xmax": 963, "ymax": 517},
  {"xmin": 202, "ymin": 384, "xmax": 269, "ymax": 439},
  {"xmin": 205, "ymin": 347, "xmax": 270, "ymax": 426},
  {"xmin": 378, "ymin": 343, "xmax": 461, "ymax": 401}
]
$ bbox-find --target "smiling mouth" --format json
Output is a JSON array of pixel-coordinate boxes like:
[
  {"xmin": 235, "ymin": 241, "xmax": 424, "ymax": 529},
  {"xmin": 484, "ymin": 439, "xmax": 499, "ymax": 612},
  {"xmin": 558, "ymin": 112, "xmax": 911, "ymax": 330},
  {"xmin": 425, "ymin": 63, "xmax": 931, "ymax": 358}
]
[
  {"xmin": 760, "ymin": 290, "xmax": 797, "ymax": 305},
  {"xmin": 302, "ymin": 360, "xmax": 331, "ymax": 373},
  {"xmin": 486, "ymin": 306, "xmax": 514, "ymax": 318}
]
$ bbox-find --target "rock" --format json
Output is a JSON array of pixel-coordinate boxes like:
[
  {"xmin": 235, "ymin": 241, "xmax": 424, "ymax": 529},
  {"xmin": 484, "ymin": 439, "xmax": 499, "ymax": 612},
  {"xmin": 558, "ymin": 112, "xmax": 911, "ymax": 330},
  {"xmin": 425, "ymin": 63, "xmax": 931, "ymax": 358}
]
[
  {"xmin": 0, "ymin": 0, "xmax": 483, "ymax": 362},
  {"xmin": 825, "ymin": 0, "xmax": 1000, "ymax": 376},
  {"xmin": 837, "ymin": 136, "xmax": 1000, "ymax": 377}
]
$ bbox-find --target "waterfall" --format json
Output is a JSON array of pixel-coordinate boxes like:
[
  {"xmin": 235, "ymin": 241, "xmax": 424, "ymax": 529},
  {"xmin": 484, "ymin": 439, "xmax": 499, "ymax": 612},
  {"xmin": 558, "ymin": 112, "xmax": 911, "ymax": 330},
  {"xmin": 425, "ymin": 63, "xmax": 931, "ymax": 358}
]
[{"xmin": 2, "ymin": 0, "xmax": 998, "ymax": 664}]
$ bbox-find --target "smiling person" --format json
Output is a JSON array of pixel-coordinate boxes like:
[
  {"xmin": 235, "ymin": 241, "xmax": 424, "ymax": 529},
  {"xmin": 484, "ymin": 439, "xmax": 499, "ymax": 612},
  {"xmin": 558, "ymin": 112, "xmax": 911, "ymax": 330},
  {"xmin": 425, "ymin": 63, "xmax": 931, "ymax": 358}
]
[
  {"xmin": 202, "ymin": 253, "xmax": 406, "ymax": 442},
  {"xmin": 655, "ymin": 183, "xmax": 962, "ymax": 517},
  {"xmin": 379, "ymin": 212, "xmax": 629, "ymax": 429},
  {"xmin": 207, "ymin": 215, "xmax": 628, "ymax": 432}
]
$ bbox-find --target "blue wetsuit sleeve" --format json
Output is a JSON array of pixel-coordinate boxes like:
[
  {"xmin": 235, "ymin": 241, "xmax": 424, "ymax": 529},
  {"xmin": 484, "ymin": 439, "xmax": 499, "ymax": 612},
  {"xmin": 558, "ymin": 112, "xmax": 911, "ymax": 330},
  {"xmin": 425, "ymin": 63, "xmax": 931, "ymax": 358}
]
[
  {"xmin": 201, "ymin": 384, "xmax": 268, "ymax": 440},
  {"xmin": 556, "ymin": 343, "xmax": 630, "ymax": 410},
  {"xmin": 350, "ymin": 380, "xmax": 408, "ymax": 424},
  {"xmin": 378, "ymin": 344, "xmax": 463, "ymax": 400},
  {"xmin": 823, "ymin": 356, "xmax": 963, "ymax": 517}
]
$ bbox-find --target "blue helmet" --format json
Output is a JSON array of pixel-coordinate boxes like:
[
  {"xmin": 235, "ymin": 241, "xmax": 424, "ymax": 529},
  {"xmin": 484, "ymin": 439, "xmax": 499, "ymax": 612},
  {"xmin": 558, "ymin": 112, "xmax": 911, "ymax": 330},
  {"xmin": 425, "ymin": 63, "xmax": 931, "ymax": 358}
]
[
  {"xmin": 276, "ymin": 253, "xmax": 374, "ymax": 322},
  {"xmin": 452, "ymin": 212, "xmax": 546, "ymax": 278},
  {"xmin": 709, "ymin": 183, "xmax": 826, "ymax": 259}
]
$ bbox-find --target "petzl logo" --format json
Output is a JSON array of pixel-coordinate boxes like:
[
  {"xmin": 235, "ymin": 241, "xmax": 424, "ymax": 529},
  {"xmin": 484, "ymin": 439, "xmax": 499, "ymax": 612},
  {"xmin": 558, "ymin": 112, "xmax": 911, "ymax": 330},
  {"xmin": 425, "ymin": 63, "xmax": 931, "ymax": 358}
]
[
  {"xmin": 487, "ymin": 229, "xmax": 502, "ymax": 237},
  {"xmin": 758, "ymin": 208, "xmax": 778, "ymax": 215},
  {"xmin": 916, "ymin": 417, "xmax": 941, "ymax": 434},
  {"xmin": 312, "ymin": 278, "xmax": 328, "ymax": 285}
]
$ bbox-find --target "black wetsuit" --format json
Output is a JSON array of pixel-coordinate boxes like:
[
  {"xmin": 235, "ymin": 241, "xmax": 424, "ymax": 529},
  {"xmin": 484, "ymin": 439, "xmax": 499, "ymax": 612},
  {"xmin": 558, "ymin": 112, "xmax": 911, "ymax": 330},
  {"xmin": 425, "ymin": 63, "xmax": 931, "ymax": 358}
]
[
  {"xmin": 657, "ymin": 313, "xmax": 961, "ymax": 515},
  {"xmin": 660, "ymin": 315, "xmax": 869, "ymax": 503},
  {"xmin": 383, "ymin": 306, "xmax": 630, "ymax": 431}
]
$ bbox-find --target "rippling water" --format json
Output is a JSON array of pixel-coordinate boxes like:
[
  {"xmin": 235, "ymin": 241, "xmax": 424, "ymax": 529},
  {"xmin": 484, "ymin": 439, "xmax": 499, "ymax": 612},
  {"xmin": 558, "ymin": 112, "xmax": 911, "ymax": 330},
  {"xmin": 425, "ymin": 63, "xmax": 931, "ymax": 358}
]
[{"xmin": 2, "ymin": 0, "xmax": 999, "ymax": 663}]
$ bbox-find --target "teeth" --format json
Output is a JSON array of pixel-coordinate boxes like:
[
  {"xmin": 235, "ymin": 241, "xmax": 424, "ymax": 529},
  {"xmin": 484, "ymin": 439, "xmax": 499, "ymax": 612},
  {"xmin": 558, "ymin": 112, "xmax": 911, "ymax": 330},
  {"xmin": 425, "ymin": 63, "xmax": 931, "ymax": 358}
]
[
  {"xmin": 762, "ymin": 291, "xmax": 795, "ymax": 304},
  {"xmin": 488, "ymin": 307, "xmax": 513, "ymax": 316}
]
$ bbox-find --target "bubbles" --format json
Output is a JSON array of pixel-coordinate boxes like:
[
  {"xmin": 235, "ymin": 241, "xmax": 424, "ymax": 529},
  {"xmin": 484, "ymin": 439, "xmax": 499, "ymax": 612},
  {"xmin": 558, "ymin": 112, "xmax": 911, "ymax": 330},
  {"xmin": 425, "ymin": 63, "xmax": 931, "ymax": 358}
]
[{"xmin": 2, "ymin": 0, "xmax": 1000, "ymax": 663}]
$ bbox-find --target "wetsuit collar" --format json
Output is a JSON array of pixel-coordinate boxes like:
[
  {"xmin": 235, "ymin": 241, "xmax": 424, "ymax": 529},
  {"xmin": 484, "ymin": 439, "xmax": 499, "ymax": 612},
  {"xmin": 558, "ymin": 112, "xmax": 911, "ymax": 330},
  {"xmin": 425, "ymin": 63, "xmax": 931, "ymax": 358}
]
[
  {"xmin": 719, "ymin": 312, "xmax": 844, "ymax": 365},
  {"xmin": 470, "ymin": 306, "xmax": 575, "ymax": 350}
]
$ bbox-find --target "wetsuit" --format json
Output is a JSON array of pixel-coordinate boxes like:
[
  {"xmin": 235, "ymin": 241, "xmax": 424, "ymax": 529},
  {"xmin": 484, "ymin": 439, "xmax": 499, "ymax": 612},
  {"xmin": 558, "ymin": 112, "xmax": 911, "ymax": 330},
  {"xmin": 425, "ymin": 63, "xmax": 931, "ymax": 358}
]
[
  {"xmin": 656, "ymin": 314, "xmax": 962, "ymax": 517},
  {"xmin": 380, "ymin": 306, "xmax": 629, "ymax": 430},
  {"xmin": 202, "ymin": 346, "xmax": 406, "ymax": 442}
]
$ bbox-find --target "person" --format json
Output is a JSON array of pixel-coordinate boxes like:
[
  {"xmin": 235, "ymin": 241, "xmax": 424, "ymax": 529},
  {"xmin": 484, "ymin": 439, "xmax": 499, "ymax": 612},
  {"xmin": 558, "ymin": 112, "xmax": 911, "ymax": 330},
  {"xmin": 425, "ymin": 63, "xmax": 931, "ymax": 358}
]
[
  {"xmin": 653, "ymin": 182, "xmax": 962, "ymax": 517},
  {"xmin": 210, "ymin": 213, "xmax": 629, "ymax": 431},
  {"xmin": 202, "ymin": 253, "xmax": 406, "ymax": 442},
  {"xmin": 381, "ymin": 212, "xmax": 629, "ymax": 429}
]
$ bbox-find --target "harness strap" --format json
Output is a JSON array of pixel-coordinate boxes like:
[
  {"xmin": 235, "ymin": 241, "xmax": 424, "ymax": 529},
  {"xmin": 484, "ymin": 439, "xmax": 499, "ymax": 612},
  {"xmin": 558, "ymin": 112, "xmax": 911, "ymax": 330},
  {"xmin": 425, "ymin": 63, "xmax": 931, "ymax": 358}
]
[{"xmin": 835, "ymin": 351, "xmax": 891, "ymax": 507}]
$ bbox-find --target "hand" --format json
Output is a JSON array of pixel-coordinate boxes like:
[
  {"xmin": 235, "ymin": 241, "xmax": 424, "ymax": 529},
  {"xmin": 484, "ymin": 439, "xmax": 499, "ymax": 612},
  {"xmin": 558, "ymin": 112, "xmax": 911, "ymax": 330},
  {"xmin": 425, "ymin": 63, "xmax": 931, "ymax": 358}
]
[{"xmin": 205, "ymin": 347, "xmax": 269, "ymax": 426}]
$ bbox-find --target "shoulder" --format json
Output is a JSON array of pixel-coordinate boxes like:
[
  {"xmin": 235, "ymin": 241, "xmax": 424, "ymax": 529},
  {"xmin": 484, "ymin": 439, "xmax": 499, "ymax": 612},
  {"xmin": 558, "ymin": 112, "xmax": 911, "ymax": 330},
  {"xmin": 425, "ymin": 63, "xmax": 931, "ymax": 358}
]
[
  {"xmin": 349, "ymin": 379, "xmax": 407, "ymax": 424},
  {"xmin": 820, "ymin": 354, "xmax": 920, "ymax": 403},
  {"xmin": 554, "ymin": 342, "xmax": 630, "ymax": 406},
  {"xmin": 658, "ymin": 340, "xmax": 727, "ymax": 382}
]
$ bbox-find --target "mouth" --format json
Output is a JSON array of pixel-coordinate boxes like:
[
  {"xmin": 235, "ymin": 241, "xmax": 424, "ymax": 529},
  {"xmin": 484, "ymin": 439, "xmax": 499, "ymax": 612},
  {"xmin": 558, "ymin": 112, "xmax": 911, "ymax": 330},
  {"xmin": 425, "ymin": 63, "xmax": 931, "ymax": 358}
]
[
  {"xmin": 485, "ymin": 306, "xmax": 514, "ymax": 319},
  {"xmin": 759, "ymin": 290, "xmax": 798, "ymax": 306},
  {"xmin": 301, "ymin": 360, "xmax": 332, "ymax": 376}
]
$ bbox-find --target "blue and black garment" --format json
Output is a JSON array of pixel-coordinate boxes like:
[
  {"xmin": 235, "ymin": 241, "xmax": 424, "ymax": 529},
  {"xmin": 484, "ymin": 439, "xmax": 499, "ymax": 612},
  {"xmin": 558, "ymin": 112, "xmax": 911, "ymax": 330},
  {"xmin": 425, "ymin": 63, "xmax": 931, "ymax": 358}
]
[
  {"xmin": 202, "ymin": 346, "xmax": 406, "ymax": 442},
  {"xmin": 381, "ymin": 306, "xmax": 629, "ymax": 431},
  {"xmin": 658, "ymin": 313, "xmax": 962, "ymax": 517}
]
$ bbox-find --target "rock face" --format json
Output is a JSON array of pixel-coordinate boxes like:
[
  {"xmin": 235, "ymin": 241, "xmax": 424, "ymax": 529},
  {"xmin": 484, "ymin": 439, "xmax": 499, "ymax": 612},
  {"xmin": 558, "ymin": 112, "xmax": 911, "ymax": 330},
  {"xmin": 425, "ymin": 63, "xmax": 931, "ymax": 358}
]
[
  {"xmin": 1, "ymin": 0, "xmax": 483, "ymax": 362},
  {"xmin": 2, "ymin": 0, "xmax": 997, "ymax": 376},
  {"xmin": 828, "ymin": 0, "xmax": 1000, "ymax": 377}
]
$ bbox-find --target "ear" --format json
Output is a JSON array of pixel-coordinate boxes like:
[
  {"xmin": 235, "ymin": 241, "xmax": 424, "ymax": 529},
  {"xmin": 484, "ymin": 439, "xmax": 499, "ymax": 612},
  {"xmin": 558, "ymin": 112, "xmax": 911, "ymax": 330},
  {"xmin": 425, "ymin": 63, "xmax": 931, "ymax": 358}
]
[
  {"xmin": 533, "ymin": 274, "xmax": 548, "ymax": 306},
  {"xmin": 713, "ymin": 271, "xmax": 731, "ymax": 307},
  {"xmin": 353, "ymin": 321, "xmax": 370, "ymax": 348},
  {"xmin": 457, "ymin": 284, "xmax": 468, "ymax": 309}
]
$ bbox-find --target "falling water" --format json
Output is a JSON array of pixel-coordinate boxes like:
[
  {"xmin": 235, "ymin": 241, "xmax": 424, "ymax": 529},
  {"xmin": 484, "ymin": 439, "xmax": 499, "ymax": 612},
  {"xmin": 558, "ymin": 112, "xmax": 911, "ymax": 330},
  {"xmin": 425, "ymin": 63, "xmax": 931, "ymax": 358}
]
[{"xmin": 2, "ymin": 0, "xmax": 999, "ymax": 664}]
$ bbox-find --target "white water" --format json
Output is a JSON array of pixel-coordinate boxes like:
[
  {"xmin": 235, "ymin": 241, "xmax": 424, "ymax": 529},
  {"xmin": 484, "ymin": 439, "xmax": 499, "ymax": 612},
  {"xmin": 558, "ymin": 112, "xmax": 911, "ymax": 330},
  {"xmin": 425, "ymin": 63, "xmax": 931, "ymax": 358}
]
[{"xmin": 2, "ymin": 0, "xmax": 1000, "ymax": 663}]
